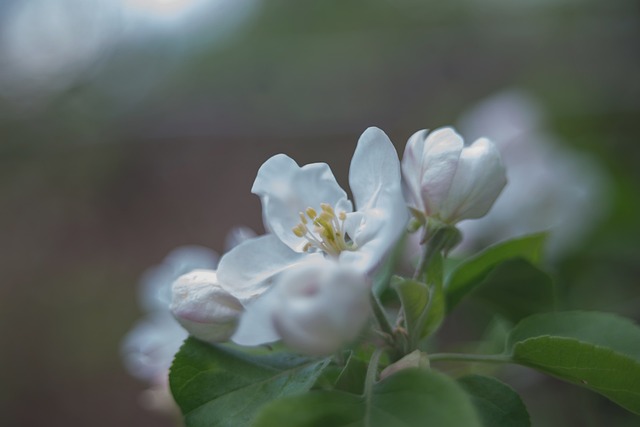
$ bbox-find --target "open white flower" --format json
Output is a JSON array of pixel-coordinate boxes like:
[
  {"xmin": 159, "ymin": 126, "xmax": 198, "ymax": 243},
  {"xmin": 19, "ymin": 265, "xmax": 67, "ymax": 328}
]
[
  {"xmin": 217, "ymin": 127, "xmax": 407, "ymax": 352},
  {"xmin": 218, "ymin": 127, "xmax": 407, "ymax": 297},
  {"xmin": 401, "ymin": 127, "xmax": 507, "ymax": 225}
]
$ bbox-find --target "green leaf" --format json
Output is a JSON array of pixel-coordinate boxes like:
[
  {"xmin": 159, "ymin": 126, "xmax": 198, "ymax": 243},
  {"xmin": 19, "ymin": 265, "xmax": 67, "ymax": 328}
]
[
  {"xmin": 459, "ymin": 375, "xmax": 531, "ymax": 427},
  {"xmin": 445, "ymin": 233, "xmax": 547, "ymax": 311},
  {"xmin": 169, "ymin": 338, "xmax": 329, "ymax": 427},
  {"xmin": 507, "ymin": 311, "xmax": 640, "ymax": 414},
  {"xmin": 392, "ymin": 277, "xmax": 428, "ymax": 339},
  {"xmin": 422, "ymin": 284, "xmax": 446, "ymax": 338},
  {"xmin": 470, "ymin": 259, "xmax": 555, "ymax": 323},
  {"xmin": 392, "ymin": 276, "xmax": 445, "ymax": 347},
  {"xmin": 334, "ymin": 352, "xmax": 368, "ymax": 395},
  {"xmin": 253, "ymin": 368, "xmax": 482, "ymax": 427}
]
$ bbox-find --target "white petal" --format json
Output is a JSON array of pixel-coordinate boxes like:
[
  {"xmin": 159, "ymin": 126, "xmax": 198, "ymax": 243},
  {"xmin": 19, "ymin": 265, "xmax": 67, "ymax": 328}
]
[
  {"xmin": 231, "ymin": 289, "xmax": 281, "ymax": 346},
  {"xmin": 349, "ymin": 127, "xmax": 402, "ymax": 211},
  {"xmin": 417, "ymin": 128, "xmax": 464, "ymax": 217},
  {"xmin": 442, "ymin": 138, "xmax": 507, "ymax": 222},
  {"xmin": 170, "ymin": 270, "xmax": 243, "ymax": 343},
  {"xmin": 138, "ymin": 245, "xmax": 218, "ymax": 313},
  {"xmin": 217, "ymin": 234, "xmax": 322, "ymax": 302},
  {"xmin": 163, "ymin": 245, "xmax": 219, "ymax": 274},
  {"xmin": 401, "ymin": 129, "xmax": 430, "ymax": 211},
  {"xmin": 341, "ymin": 201, "xmax": 407, "ymax": 273},
  {"xmin": 138, "ymin": 264, "xmax": 174, "ymax": 313},
  {"xmin": 121, "ymin": 313, "xmax": 187, "ymax": 383},
  {"xmin": 345, "ymin": 127, "xmax": 408, "ymax": 272},
  {"xmin": 251, "ymin": 154, "xmax": 351, "ymax": 252},
  {"xmin": 224, "ymin": 226, "xmax": 257, "ymax": 252}
]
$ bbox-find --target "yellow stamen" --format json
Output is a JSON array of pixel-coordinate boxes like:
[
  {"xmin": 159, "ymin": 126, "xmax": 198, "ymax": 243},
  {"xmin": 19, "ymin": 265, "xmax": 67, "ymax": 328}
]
[
  {"xmin": 320, "ymin": 203, "xmax": 335, "ymax": 216},
  {"xmin": 292, "ymin": 224, "xmax": 306, "ymax": 237},
  {"xmin": 294, "ymin": 203, "xmax": 357, "ymax": 257}
]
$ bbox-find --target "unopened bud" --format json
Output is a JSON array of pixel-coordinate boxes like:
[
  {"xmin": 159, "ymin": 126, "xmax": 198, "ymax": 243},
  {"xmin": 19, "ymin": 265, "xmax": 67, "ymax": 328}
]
[
  {"xmin": 170, "ymin": 270, "xmax": 243, "ymax": 343},
  {"xmin": 401, "ymin": 128, "xmax": 506, "ymax": 225}
]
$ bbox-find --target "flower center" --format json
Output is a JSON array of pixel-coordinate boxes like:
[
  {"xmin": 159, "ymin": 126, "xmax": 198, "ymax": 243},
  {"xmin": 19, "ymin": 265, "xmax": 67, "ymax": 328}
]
[{"xmin": 292, "ymin": 203, "xmax": 356, "ymax": 257}]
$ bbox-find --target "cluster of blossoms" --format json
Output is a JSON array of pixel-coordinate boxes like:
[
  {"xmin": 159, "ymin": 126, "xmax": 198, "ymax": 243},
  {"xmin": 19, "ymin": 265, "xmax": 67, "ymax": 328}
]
[{"xmin": 169, "ymin": 126, "xmax": 507, "ymax": 355}]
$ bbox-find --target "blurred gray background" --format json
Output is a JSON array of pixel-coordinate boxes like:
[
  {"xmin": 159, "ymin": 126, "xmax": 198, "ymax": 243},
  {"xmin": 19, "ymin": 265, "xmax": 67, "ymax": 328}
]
[{"xmin": 1, "ymin": 1, "xmax": 639, "ymax": 426}]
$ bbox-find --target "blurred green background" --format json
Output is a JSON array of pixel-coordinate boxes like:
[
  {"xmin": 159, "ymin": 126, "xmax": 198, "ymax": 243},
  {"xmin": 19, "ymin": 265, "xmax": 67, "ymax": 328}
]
[{"xmin": 1, "ymin": 0, "xmax": 639, "ymax": 426}]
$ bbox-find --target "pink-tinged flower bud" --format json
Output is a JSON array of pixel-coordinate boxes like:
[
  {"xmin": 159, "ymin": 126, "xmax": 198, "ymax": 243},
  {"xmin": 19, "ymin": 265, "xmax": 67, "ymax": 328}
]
[
  {"xmin": 170, "ymin": 269, "xmax": 243, "ymax": 343},
  {"xmin": 401, "ymin": 127, "xmax": 507, "ymax": 225},
  {"xmin": 231, "ymin": 259, "xmax": 371, "ymax": 356},
  {"xmin": 272, "ymin": 263, "xmax": 370, "ymax": 355}
]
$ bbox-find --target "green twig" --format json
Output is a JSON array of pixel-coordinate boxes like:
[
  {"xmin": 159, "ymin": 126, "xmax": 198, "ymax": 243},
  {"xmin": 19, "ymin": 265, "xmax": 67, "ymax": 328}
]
[
  {"xmin": 363, "ymin": 348, "xmax": 384, "ymax": 426},
  {"xmin": 428, "ymin": 353, "xmax": 513, "ymax": 364},
  {"xmin": 413, "ymin": 227, "xmax": 448, "ymax": 281},
  {"xmin": 370, "ymin": 292, "xmax": 394, "ymax": 338}
]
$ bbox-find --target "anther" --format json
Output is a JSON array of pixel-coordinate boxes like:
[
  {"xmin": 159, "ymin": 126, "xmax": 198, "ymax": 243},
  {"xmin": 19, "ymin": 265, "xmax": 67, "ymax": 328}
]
[
  {"xmin": 292, "ymin": 224, "xmax": 306, "ymax": 238},
  {"xmin": 320, "ymin": 203, "xmax": 335, "ymax": 216},
  {"xmin": 318, "ymin": 211, "xmax": 333, "ymax": 223}
]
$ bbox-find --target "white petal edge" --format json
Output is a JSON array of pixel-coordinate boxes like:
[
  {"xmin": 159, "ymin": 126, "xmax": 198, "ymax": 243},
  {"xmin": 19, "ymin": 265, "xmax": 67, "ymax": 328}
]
[
  {"xmin": 217, "ymin": 234, "xmax": 323, "ymax": 302},
  {"xmin": 231, "ymin": 287, "xmax": 281, "ymax": 346},
  {"xmin": 443, "ymin": 137, "xmax": 507, "ymax": 222},
  {"xmin": 401, "ymin": 129, "xmax": 430, "ymax": 211},
  {"xmin": 349, "ymin": 127, "xmax": 402, "ymax": 212},
  {"xmin": 346, "ymin": 127, "xmax": 408, "ymax": 272},
  {"xmin": 417, "ymin": 127, "xmax": 464, "ymax": 218}
]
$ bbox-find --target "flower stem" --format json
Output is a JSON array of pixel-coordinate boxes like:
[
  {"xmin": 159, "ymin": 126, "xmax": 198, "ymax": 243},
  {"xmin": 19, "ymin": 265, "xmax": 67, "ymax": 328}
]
[
  {"xmin": 428, "ymin": 353, "xmax": 513, "ymax": 364},
  {"xmin": 413, "ymin": 227, "xmax": 447, "ymax": 282},
  {"xmin": 370, "ymin": 292, "xmax": 394, "ymax": 337}
]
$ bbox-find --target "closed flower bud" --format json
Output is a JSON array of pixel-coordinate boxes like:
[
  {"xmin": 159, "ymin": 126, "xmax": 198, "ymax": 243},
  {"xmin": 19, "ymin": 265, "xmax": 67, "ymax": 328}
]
[
  {"xmin": 272, "ymin": 263, "xmax": 370, "ymax": 355},
  {"xmin": 231, "ymin": 260, "xmax": 371, "ymax": 356},
  {"xmin": 170, "ymin": 270, "xmax": 243, "ymax": 343},
  {"xmin": 401, "ymin": 127, "xmax": 507, "ymax": 225}
]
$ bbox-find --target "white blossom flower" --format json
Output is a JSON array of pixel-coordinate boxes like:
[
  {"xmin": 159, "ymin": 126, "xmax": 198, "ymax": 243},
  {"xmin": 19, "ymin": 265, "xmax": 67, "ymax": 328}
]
[
  {"xmin": 170, "ymin": 269, "xmax": 243, "ymax": 343},
  {"xmin": 217, "ymin": 127, "xmax": 408, "ymax": 353},
  {"xmin": 401, "ymin": 127, "xmax": 507, "ymax": 225}
]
